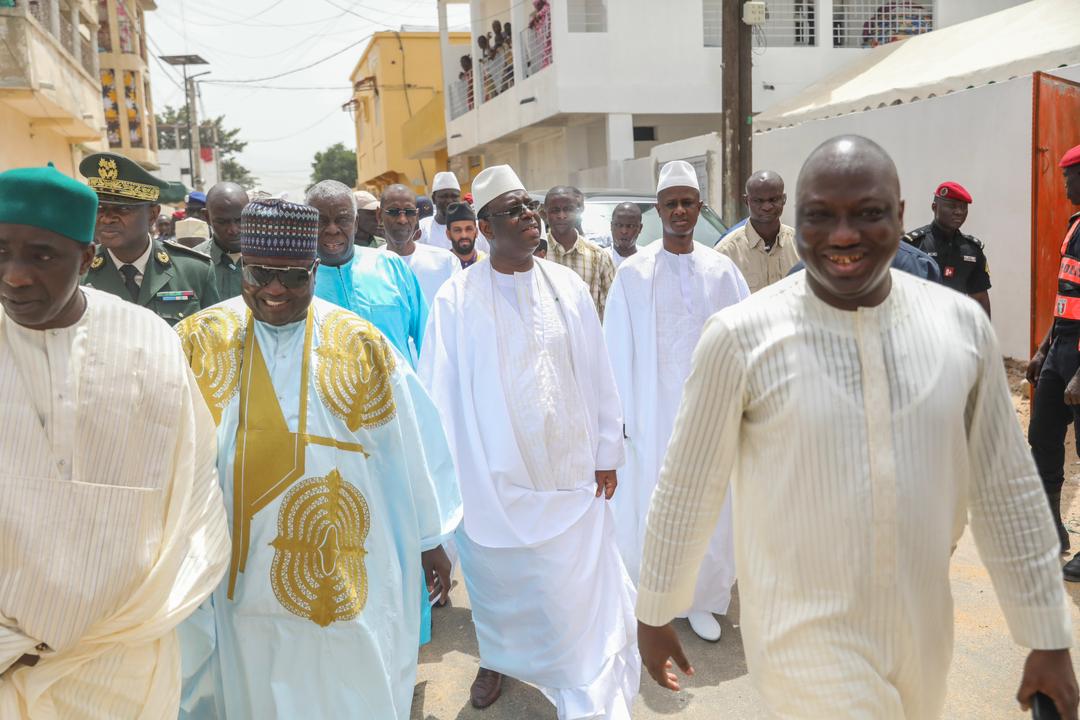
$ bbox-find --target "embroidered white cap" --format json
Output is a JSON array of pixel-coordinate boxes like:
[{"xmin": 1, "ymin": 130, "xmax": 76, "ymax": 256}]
[
  {"xmin": 472, "ymin": 165, "xmax": 526, "ymax": 214},
  {"xmin": 174, "ymin": 217, "xmax": 210, "ymax": 242},
  {"xmin": 431, "ymin": 171, "xmax": 461, "ymax": 193},
  {"xmin": 656, "ymin": 160, "xmax": 700, "ymax": 194}
]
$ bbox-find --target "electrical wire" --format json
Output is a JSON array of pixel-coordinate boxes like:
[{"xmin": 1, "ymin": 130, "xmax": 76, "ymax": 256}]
[
  {"xmin": 203, "ymin": 34, "xmax": 374, "ymax": 83},
  {"xmin": 246, "ymin": 106, "xmax": 343, "ymax": 143}
]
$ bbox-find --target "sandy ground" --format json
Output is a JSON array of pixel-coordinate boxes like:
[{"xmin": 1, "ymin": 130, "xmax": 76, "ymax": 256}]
[{"xmin": 410, "ymin": 359, "xmax": 1080, "ymax": 719}]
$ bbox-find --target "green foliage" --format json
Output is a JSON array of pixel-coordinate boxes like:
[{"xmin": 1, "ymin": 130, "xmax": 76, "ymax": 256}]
[
  {"xmin": 156, "ymin": 105, "xmax": 256, "ymax": 184},
  {"xmin": 310, "ymin": 142, "xmax": 357, "ymax": 188}
]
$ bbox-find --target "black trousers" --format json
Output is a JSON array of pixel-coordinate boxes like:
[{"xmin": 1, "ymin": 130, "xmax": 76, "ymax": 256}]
[{"xmin": 1029, "ymin": 334, "xmax": 1080, "ymax": 495}]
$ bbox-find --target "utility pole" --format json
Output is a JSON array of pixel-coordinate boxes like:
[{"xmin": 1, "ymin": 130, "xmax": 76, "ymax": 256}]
[
  {"xmin": 721, "ymin": 0, "xmax": 755, "ymax": 226},
  {"xmin": 161, "ymin": 54, "xmax": 209, "ymax": 191}
]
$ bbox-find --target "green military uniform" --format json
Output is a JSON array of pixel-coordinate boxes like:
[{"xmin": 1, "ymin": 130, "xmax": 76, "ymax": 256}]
[
  {"xmin": 194, "ymin": 235, "xmax": 244, "ymax": 300},
  {"xmin": 83, "ymin": 237, "xmax": 220, "ymax": 325},
  {"xmin": 79, "ymin": 152, "xmax": 220, "ymax": 325}
]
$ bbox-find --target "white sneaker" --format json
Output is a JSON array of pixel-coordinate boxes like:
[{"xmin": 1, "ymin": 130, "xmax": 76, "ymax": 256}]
[{"xmin": 687, "ymin": 612, "xmax": 722, "ymax": 642}]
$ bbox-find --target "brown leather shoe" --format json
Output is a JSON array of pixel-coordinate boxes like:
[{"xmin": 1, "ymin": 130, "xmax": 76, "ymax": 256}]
[{"xmin": 470, "ymin": 667, "xmax": 503, "ymax": 709}]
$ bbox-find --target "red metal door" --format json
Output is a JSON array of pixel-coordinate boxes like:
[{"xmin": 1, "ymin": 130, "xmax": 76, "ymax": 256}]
[{"xmin": 1031, "ymin": 71, "xmax": 1080, "ymax": 356}]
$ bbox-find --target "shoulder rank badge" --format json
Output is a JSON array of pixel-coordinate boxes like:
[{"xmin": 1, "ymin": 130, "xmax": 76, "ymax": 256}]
[
  {"xmin": 90, "ymin": 255, "xmax": 104, "ymax": 269},
  {"xmin": 156, "ymin": 250, "xmax": 170, "ymax": 265}
]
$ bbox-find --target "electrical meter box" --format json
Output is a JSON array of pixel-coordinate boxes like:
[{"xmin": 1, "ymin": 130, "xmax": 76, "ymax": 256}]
[{"xmin": 743, "ymin": 1, "xmax": 767, "ymax": 25}]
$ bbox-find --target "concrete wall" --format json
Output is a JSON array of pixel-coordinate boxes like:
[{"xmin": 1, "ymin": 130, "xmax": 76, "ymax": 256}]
[{"xmin": 0, "ymin": 102, "xmax": 79, "ymax": 174}]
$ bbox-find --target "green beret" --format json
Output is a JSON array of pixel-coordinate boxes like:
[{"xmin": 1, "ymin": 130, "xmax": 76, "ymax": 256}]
[
  {"xmin": 0, "ymin": 164, "xmax": 98, "ymax": 244},
  {"xmin": 79, "ymin": 151, "xmax": 169, "ymax": 205}
]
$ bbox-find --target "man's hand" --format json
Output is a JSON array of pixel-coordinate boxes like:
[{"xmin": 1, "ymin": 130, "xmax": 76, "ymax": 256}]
[
  {"xmin": 421, "ymin": 545, "xmax": 452, "ymax": 607},
  {"xmin": 639, "ymin": 621, "xmax": 694, "ymax": 692},
  {"xmin": 1065, "ymin": 373, "xmax": 1080, "ymax": 406},
  {"xmin": 1027, "ymin": 350, "xmax": 1047, "ymax": 387},
  {"xmin": 1017, "ymin": 649, "xmax": 1079, "ymax": 720},
  {"xmin": 595, "ymin": 469, "xmax": 617, "ymax": 499}
]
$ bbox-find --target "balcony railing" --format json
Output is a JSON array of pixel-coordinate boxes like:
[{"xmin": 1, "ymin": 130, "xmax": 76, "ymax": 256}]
[
  {"xmin": 448, "ymin": 76, "xmax": 473, "ymax": 120},
  {"xmin": 28, "ymin": 0, "xmax": 52, "ymax": 29},
  {"xmin": 80, "ymin": 35, "xmax": 95, "ymax": 76},
  {"xmin": 521, "ymin": 16, "xmax": 552, "ymax": 79},
  {"xmin": 59, "ymin": 11, "xmax": 74, "ymax": 55},
  {"xmin": 479, "ymin": 47, "xmax": 514, "ymax": 103},
  {"xmin": 833, "ymin": 0, "xmax": 933, "ymax": 48}
]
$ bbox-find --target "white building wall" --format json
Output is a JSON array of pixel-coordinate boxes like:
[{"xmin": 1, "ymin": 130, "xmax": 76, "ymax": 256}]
[{"xmin": 752, "ymin": 76, "xmax": 1036, "ymax": 359}]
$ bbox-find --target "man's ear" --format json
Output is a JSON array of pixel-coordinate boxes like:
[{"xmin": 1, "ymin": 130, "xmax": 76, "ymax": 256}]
[
  {"xmin": 79, "ymin": 243, "xmax": 97, "ymax": 274},
  {"xmin": 478, "ymin": 217, "xmax": 495, "ymax": 240}
]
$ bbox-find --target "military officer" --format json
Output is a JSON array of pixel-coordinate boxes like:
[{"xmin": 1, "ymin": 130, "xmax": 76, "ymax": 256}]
[
  {"xmin": 1028, "ymin": 144, "xmax": 1080, "ymax": 579},
  {"xmin": 902, "ymin": 181, "xmax": 991, "ymax": 316},
  {"xmin": 196, "ymin": 181, "xmax": 249, "ymax": 299},
  {"xmin": 80, "ymin": 152, "xmax": 219, "ymax": 325}
]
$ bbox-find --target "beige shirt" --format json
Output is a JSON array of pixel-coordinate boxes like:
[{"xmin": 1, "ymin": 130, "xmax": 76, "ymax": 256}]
[
  {"xmin": 636, "ymin": 271, "xmax": 1071, "ymax": 718},
  {"xmin": 546, "ymin": 232, "xmax": 615, "ymax": 320},
  {"xmin": 714, "ymin": 221, "xmax": 798, "ymax": 293}
]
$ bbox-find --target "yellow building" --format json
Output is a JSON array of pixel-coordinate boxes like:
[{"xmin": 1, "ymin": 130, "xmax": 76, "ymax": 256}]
[
  {"xmin": 97, "ymin": 0, "xmax": 158, "ymax": 169},
  {"xmin": 349, "ymin": 31, "xmax": 469, "ymax": 195},
  {"xmin": 0, "ymin": 0, "xmax": 105, "ymax": 175}
]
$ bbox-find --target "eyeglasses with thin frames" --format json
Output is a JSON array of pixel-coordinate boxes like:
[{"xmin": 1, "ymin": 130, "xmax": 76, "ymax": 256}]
[{"xmin": 383, "ymin": 207, "xmax": 418, "ymax": 218}]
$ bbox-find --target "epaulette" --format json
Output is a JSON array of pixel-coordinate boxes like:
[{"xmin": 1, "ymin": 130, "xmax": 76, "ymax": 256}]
[
  {"xmin": 963, "ymin": 233, "xmax": 984, "ymax": 249},
  {"xmin": 901, "ymin": 226, "xmax": 927, "ymax": 244},
  {"xmin": 162, "ymin": 239, "xmax": 212, "ymax": 262}
]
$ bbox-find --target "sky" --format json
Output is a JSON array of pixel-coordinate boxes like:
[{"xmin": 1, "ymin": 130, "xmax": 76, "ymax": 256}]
[{"xmin": 146, "ymin": 0, "xmax": 469, "ymax": 198}]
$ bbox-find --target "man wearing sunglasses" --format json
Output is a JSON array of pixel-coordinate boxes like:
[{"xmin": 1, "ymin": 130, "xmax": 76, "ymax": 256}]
[
  {"xmin": 307, "ymin": 180, "xmax": 428, "ymax": 366},
  {"xmin": 379, "ymin": 184, "xmax": 460, "ymax": 306},
  {"xmin": 79, "ymin": 152, "xmax": 219, "ymax": 326},
  {"xmin": 176, "ymin": 198, "xmax": 461, "ymax": 720},
  {"xmin": 419, "ymin": 165, "xmax": 638, "ymax": 717}
]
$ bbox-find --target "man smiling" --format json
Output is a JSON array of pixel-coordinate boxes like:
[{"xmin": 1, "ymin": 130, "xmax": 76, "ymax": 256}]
[
  {"xmin": 176, "ymin": 198, "xmax": 460, "ymax": 719},
  {"xmin": 636, "ymin": 136, "xmax": 1077, "ymax": 718}
]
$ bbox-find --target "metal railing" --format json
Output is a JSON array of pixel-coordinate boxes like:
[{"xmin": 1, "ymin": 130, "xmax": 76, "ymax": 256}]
[
  {"xmin": 703, "ymin": 0, "xmax": 721, "ymax": 47},
  {"xmin": 479, "ymin": 47, "xmax": 514, "ymax": 103},
  {"xmin": 567, "ymin": 0, "xmax": 606, "ymax": 32},
  {"xmin": 520, "ymin": 17, "xmax": 552, "ymax": 79},
  {"xmin": 80, "ymin": 35, "xmax": 95, "ymax": 75},
  {"xmin": 447, "ymin": 76, "xmax": 474, "ymax": 119},
  {"xmin": 759, "ymin": 0, "xmax": 817, "ymax": 47},
  {"xmin": 704, "ymin": 1, "xmax": 819, "ymax": 49},
  {"xmin": 59, "ymin": 11, "xmax": 74, "ymax": 55},
  {"xmin": 833, "ymin": 0, "xmax": 933, "ymax": 48},
  {"xmin": 28, "ymin": 0, "xmax": 52, "ymax": 30}
]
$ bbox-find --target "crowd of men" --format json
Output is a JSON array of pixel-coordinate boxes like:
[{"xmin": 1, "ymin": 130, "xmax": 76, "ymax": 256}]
[{"xmin": 0, "ymin": 137, "xmax": 1077, "ymax": 719}]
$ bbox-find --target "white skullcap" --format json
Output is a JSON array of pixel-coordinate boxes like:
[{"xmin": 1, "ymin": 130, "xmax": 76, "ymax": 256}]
[
  {"xmin": 354, "ymin": 190, "xmax": 379, "ymax": 211},
  {"xmin": 174, "ymin": 217, "xmax": 210, "ymax": 242},
  {"xmin": 472, "ymin": 165, "xmax": 525, "ymax": 214},
  {"xmin": 431, "ymin": 171, "xmax": 461, "ymax": 193},
  {"xmin": 656, "ymin": 160, "xmax": 700, "ymax": 194}
]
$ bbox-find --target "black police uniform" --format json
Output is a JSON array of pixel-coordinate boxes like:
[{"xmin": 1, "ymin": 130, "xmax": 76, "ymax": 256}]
[
  {"xmin": 1028, "ymin": 211, "xmax": 1080, "ymax": 553},
  {"xmin": 902, "ymin": 223, "xmax": 991, "ymax": 295}
]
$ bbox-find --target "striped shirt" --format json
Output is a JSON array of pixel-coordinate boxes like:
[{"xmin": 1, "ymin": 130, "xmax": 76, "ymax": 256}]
[
  {"xmin": 546, "ymin": 232, "xmax": 615, "ymax": 320},
  {"xmin": 636, "ymin": 270, "xmax": 1072, "ymax": 718}
]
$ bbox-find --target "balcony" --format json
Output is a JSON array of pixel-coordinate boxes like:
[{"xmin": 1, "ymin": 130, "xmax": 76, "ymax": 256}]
[
  {"xmin": 0, "ymin": 1, "xmax": 103, "ymax": 141},
  {"xmin": 520, "ymin": 9, "xmax": 552, "ymax": 79}
]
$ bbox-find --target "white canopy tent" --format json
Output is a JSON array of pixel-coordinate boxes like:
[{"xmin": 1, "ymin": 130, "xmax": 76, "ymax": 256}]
[{"xmin": 754, "ymin": 0, "xmax": 1080, "ymax": 132}]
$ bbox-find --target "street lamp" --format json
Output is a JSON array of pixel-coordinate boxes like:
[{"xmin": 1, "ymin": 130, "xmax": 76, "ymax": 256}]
[{"xmin": 161, "ymin": 54, "xmax": 209, "ymax": 191}]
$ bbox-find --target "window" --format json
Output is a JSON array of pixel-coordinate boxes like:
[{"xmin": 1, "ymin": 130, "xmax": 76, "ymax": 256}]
[
  {"xmin": 633, "ymin": 126, "xmax": 656, "ymax": 142},
  {"xmin": 759, "ymin": 0, "xmax": 817, "ymax": 47},
  {"xmin": 96, "ymin": 0, "xmax": 111, "ymax": 52},
  {"xmin": 100, "ymin": 69, "xmax": 122, "ymax": 148},
  {"xmin": 568, "ymin": 0, "xmax": 606, "ymax": 32},
  {"xmin": 833, "ymin": 0, "xmax": 933, "ymax": 48},
  {"xmin": 703, "ymin": 0, "xmax": 721, "ymax": 47},
  {"xmin": 123, "ymin": 70, "xmax": 143, "ymax": 147},
  {"xmin": 116, "ymin": 0, "xmax": 135, "ymax": 54}
]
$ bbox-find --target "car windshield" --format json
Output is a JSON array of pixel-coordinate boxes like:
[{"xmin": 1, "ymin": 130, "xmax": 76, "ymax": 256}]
[{"xmin": 580, "ymin": 199, "xmax": 728, "ymax": 248}]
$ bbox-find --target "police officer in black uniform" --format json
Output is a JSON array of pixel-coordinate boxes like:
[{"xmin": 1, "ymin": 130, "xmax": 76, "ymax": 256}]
[
  {"xmin": 903, "ymin": 181, "xmax": 991, "ymax": 317},
  {"xmin": 1028, "ymin": 143, "xmax": 1080, "ymax": 581}
]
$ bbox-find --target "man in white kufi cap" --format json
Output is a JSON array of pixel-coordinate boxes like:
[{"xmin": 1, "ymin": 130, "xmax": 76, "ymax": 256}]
[
  {"xmin": 418, "ymin": 165, "xmax": 640, "ymax": 717},
  {"xmin": 603, "ymin": 160, "xmax": 749, "ymax": 643},
  {"xmin": 418, "ymin": 171, "xmax": 489, "ymax": 254}
]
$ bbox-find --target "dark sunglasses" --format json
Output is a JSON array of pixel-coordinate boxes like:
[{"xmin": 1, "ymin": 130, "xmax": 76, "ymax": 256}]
[
  {"xmin": 383, "ymin": 207, "xmax": 418, "ymax": 218},
  {"xmin": 241, "ymin": 261, "xmax": 316, "ymax": 289},
  {"xmin": 486, "ymin": 199, "xmax": 541, "ymax": 220}
]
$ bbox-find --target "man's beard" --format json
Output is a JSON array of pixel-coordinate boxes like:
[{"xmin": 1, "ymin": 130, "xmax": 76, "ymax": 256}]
[{"xmin": 452, "ymin": 239, "xmax": 475, "ymax": 255}]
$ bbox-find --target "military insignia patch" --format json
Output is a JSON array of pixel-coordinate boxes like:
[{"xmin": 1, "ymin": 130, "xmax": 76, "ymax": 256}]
[
  {"xmin": 97, "ymin": 158, "xmax": 118, "ymax": 181},
  {"xmin": 156, "ymin": 250, "xmax": 170, "ymax": 265},
  {"xmin": 90, "ymin": 255, "xmax": 104, "ymax": 269}
]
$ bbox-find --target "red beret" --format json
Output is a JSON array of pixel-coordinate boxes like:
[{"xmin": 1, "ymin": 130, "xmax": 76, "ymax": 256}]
[
  {"xmin": 1060, "ymin": 144, "xmax": 1080, "ymax": 169},
  {"xmin": 935, "ymin": 181, "xmax": 972, "ymax": 204}
]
